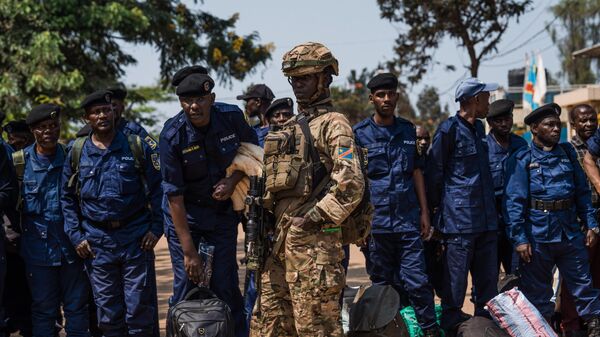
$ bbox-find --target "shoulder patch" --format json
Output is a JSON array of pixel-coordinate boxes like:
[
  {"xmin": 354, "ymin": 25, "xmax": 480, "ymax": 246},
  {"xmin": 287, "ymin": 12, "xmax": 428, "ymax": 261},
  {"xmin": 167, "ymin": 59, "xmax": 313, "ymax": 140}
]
[
  {"xmin": 151, "ymin": 153, "xmax": 160, "ymax": 171},
  {"xmin": 144, "ymin": 135, "xmax": 158, "ymax": 150},
  {"xmin": 338, "ymin": 146, "xmax": 354, "ymax": 160}
]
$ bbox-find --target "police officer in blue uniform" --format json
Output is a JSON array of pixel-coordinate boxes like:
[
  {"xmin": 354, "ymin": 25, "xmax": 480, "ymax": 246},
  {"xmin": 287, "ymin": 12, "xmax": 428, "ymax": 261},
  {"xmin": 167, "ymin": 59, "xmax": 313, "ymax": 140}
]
[
  {"xmin": 503, "ymin": 103, "xmax": 600, "ymax": 336},
  {"xmin": 236, "ymin": 84, "xmax": 274, "ymax": 146},
  {"xmin": 160, "ymin": 70, "xmax": 258, "ymax": 337},
  {"xmin": 354, "ymin": 73, "xmax": 440, "ymax": 336},
  {"xmin": 61, "ymin": 90, "xmax": 163, "ymax": 337},
  {"xmin": 485, "ymin": 99, "xmax": 528, "ymax": 274},
  {"xmin": 427, "ymin": 77, "xmax": 499, "ymax": 334},
  {"xmin": 75, "ymin": 87, "xmax": 159, "ymax": 152},
  {"xmin": 0, "ymin": 117, "xmax": 18, "ymax": 336},
  {"xmin": 17, "ymin": 104, "xmax": 89, "ymax": 337}
]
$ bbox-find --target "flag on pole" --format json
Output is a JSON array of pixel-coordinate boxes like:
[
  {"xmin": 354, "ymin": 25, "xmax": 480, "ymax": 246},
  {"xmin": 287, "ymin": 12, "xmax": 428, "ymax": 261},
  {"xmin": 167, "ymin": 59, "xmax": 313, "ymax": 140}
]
[
  {"xmin": 523, "ymin": 54, "xmax": 536, "ymax": 112},
  {"xmin": 533, "ymin": 53, "xmax": 547, "ymax": 108}
]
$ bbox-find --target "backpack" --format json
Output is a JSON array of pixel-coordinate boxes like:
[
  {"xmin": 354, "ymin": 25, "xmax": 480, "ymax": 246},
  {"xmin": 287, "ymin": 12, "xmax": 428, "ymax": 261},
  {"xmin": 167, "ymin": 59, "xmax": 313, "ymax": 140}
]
[
  {"xmin": 457, "ymin": 317, "xmax": 509, "ymax": 337},
  {"xmin": 347, "ymin": 284, "xmax": 408, "ymax": 337},
  {"xmin": 297, "ymin": 114, "xmax": 373, "ymax": 245},
  {"xmin": 166, "ymin": 287, "xmax": 234, "ymax": 337},
  {"xmin": 67, "ymin": 134, "xmax": 146, "ymax": 196}
]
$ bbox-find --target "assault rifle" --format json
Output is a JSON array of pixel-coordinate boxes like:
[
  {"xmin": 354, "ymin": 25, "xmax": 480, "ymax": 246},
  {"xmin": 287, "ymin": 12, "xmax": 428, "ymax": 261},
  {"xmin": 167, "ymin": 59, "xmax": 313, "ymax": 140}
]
[{"xmin": 244, "ymin": 174, "xmax": 271, "ymax": 317}]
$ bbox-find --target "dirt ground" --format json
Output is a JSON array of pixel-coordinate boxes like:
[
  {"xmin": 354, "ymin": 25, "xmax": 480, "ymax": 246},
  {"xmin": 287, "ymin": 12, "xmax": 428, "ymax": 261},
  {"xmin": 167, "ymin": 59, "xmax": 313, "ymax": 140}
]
[{"xmin": 22, "ymin": 225, "xmax": 475, "ymax": 336}]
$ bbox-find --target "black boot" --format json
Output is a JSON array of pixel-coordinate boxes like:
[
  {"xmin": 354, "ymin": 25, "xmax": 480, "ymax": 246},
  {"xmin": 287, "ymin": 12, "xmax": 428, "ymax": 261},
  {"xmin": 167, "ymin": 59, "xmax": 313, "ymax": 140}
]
[
  {"xmin": 423, "ymin": 325, "xmax": 442, "ymax": 337},
  {"xmin": 586, "ymin": 316, "xmax": 600, "ymax": 337}
]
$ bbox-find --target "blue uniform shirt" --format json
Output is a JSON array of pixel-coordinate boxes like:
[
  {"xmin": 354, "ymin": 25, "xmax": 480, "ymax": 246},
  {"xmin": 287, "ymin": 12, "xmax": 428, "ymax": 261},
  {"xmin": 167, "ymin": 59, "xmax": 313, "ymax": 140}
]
[
  {"xmin": 19, "ymin": 145, "xmax": 77, "ymax": 266},
  {"xmin": 159, "ymin": 103, "xmax": 258, "ymax": 231},
  {"xmin": 61, "ymin": 131, "xmax": 163, "ymax": 247},
  {"xmin": 253, "ymin": 125, "xmax": 269, "ymax": 148},
  {"xmin": 426, "ymin": 114, "xmax": 498, "ymax": 234},
  {"xmin": 353, "ymin": 116, "xmax": 422, "ymax": 233},
  {"xmin": 503, "ymin": 143, "xmax": 598, "ymax": 246},
  {"xmin": 486, "ymin": 133, "xmax": 528, "ymax": 197}
]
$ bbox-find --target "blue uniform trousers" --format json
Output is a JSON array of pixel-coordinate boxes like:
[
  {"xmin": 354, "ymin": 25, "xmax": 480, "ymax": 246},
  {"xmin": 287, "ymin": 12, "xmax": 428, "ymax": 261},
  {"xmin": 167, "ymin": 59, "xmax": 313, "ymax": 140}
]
[
  {"xmin": 26, "ymin": 261, "xmax": 89, "ymax": 337},
  {"xmin": 520, "ymin": 238, "xmax": 600, "ymax": 320},
  {"xmin": 243, "ymin": 271, "xmax": 256, "ymax": 333},
  {"xmin": 85, "ymin": 240, "xmax": 156, "ymax": 337},
  {"xmin": 368, "ymin": 232, "xmax": 437, "ymax": 329},
  {"xmin": 440, "ymin": 231, "xmax": 498, "ymax": 330},
  {"xmin": 165, "ymin": 223, "xmax": 246, "ymax": 337}
]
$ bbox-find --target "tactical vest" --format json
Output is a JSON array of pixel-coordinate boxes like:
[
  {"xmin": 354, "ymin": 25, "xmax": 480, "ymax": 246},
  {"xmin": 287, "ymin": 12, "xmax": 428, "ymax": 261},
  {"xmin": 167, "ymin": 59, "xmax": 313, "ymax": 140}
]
[{"xmin": 263, "ymin": 118, "xmax": 313, "ymax": 200}]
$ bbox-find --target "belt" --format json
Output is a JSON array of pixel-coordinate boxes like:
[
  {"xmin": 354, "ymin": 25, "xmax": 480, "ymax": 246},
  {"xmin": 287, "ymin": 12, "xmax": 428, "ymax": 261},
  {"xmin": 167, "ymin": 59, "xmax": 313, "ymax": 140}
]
[
  {"xmin": 530, "ymin": 198, "xmax": 572, "ymax": 211},
  {"xmin": 87, "ymin": 208, "xmax": 147, "ymax": 230}
]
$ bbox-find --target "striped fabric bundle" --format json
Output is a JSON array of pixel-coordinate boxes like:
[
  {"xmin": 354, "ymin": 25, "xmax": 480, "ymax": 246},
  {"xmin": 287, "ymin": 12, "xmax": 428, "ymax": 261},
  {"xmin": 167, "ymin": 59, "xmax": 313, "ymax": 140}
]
[{"xmin": 486, "ymin": 288, "xmax": 558, "ymax": 337}]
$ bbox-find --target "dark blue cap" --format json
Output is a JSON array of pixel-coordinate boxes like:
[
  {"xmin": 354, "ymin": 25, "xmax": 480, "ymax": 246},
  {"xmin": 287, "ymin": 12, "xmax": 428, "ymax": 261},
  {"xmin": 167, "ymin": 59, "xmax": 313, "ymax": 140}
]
[
  {"xmin": 80, "ymin": 90, "xmax": 112, "ymax": 109},
  {"xmin": 524, "ymin": 103, "xmax": 561, "ymax": 126},
  {"xmin": 27, "ymin": 104, "xmax": 60, "ymax": 126},
  {"xmin": 176, "ymin": 74, "xmax": 214, "ymax": 97},
  {"xmin": 455, "ymin": 77, "xmax": 499, "ymax": 102}
]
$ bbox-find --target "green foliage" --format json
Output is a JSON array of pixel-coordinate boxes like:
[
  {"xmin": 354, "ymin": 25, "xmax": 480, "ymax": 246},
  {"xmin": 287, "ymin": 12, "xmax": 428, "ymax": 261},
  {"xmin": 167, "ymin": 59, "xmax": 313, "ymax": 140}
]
[
  {"xmin": 377, "ymin": 0, "xmax": 531, "ymax": 83},
  {"xmin": 0, "ymin": 0, "xmax": 273, "ymax": 122},
  {"xmin": 416, "ymin": 85, "xmax": 448, "ymax": 132},
  {"xmin": 549, "ymin": 0, "xmax": 600, "ymax": 84}
]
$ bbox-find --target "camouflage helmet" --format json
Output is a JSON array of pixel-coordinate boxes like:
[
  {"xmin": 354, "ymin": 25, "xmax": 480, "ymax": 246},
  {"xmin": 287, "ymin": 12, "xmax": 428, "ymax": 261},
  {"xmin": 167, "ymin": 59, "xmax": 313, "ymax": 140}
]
[{"xmin": 282, "ymin": 42, "xmax": 339, "ymax": 77}]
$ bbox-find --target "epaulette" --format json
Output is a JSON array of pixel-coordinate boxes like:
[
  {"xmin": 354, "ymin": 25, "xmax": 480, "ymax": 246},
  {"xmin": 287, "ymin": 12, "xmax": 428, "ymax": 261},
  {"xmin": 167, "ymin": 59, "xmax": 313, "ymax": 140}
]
[
  {"xmin": 124, "ymin": 120, "xmax": 143, "ymax": 134},
  {"xmin": 352, "ymin": 118, "xmax": 370, "ymax": 132},
  {"xmin": 437, "ymin": 116, "xmax": 457, "ymax": 133},
  {"xmin": 214, "ymin": 102, "xmax": 242, "ymax": 114},
  {"xmin": 515, "ymin": 146, "xmax": 531, "ymax": 161},
  {"xmin": 162, "ymin": 111, "xmax": 186, "ymax": 141}
]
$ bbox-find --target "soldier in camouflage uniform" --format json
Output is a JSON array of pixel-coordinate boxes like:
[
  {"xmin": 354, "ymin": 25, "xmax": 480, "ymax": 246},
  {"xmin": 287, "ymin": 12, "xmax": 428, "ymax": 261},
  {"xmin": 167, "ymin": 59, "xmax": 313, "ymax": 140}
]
[{"xmin": 250, "ymin": 42, "xmax": 365, "ymax": 337}]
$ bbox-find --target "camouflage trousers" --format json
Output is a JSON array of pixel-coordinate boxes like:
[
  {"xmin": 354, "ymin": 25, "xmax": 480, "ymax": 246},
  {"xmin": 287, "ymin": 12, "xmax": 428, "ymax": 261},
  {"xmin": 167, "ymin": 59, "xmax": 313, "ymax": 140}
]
[{"xmin": 250, "ymin": 219, "xmax": 346, "ymax": 337}]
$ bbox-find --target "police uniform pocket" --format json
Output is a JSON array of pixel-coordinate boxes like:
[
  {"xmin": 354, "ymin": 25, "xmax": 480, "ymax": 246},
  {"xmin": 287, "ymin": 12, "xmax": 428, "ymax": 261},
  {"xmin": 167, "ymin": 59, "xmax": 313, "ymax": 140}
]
[
  {"xmin": 182, "ymin": 150, "xmax": 208, "ymax": 180},
  {"xmin": 117, "ymin": 163, "xmax": 140, "ymax": 195},
  {"xmin": 23, "ymin": 180, "xmax": 42, "ymax": 214},
  {"xmin": 79, "ymin": 164, "xmax": 98, "ymax": 199},
  {"xmin": 366, "ymin": 143, "xmax": 389, "ymax": 178}
]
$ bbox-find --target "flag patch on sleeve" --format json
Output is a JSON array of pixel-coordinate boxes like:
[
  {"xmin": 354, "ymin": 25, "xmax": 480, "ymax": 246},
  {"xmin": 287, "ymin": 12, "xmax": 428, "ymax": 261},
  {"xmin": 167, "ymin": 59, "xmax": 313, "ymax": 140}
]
[{"xmin": 338, "ymin": 147, "xmax": 353, "ymax": 160}]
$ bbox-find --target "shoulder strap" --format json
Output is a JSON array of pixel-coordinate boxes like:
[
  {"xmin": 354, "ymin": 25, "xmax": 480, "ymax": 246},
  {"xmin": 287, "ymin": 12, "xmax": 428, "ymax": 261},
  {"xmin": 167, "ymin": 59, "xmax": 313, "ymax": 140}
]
[
  {"xmin": 127, "ymin": 134, "xmax": 148, "ymax": 195},
  {"xmin": 11, "ymin": 150, "xmax": 25, "ymax": 182},
  {"xmin": 296, "ymin": 114, "xmax": 328, "ymax": 189},
  {"xmin": 67, "ymin": 136, "xmax": 87, "ymax": 192}
]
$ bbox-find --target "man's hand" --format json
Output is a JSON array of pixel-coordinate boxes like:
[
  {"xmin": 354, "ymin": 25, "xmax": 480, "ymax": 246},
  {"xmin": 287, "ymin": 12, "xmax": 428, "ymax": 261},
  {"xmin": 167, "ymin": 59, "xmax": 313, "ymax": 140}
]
[
  {"xmin": 76, "ymin": 240, "xmax": 95, "ymax": 259},
  {"xmin": 515, "ymin": 243, "xmax": 532, "ymax": 263},
  {"xmin": 586, "ymin": 229, "xmax": 598, "ymax": 248},
  {"xmin": 212, "ymin": 177, "xmax": 237, "ymax": 201},
  {"xmin": 141, "ymin": 231, "xmax": 159, "ymax": 251},
  {"xmin": 184, "ymin": 250, "xmax": 204, "ymax": 284},
  {"xmin": 420, "ymin": 211, "xmax": 432, "ymax": 240}
]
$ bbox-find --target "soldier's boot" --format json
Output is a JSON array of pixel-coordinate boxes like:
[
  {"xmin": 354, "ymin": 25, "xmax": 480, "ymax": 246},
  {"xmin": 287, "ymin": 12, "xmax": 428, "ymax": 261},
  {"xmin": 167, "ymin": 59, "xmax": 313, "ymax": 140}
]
[
  {"xmin": 586, "ymin": 316, "xmax": 600, "ymax": 337},
  {"xmin": 422, "ymin": 325, "xmax": 442, "ymax": 337},
  {"xmin": 562, "ymin": 330, "xmax": 586, "ymax": 337}
]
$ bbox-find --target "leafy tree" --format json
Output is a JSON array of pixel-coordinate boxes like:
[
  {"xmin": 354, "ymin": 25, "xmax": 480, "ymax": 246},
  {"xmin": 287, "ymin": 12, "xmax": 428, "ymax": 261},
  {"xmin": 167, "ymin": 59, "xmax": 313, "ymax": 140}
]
[
  {"xmin": 376, "ymin": 0, "xmax": 531, "ymax": 83},
  {"xmin": 549, "ymin": 0, "xmax": 600, "ymax": 84},
  {"xmin": 416, "ymin": 85, "xmax": 448, "ymax": 131},
  {"xmin": 0, "ymin": 0, "xmax": 273, "ymax": 122},
  {"xmin": 331, "ymin": 68, "xmax": 375, "ymax": 125},
  {"xmin": 396, "ymin": 88, "xmax": 416, "ymax": 120}
]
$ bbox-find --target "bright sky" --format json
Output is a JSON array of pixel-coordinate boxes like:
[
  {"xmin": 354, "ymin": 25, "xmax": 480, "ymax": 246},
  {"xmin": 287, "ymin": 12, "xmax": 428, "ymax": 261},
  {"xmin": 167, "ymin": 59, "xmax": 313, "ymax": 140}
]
[{"xmin": 122, "ymin": 0, "xmax": 562, "ymax": 131}]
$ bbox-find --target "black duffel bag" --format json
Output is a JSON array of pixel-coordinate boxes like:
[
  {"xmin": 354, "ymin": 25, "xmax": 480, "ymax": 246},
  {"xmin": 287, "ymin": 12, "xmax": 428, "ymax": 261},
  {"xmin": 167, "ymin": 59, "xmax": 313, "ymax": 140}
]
[{"xmin": 166, "ymin": 287, "xmax": 234, "ymax": 337}]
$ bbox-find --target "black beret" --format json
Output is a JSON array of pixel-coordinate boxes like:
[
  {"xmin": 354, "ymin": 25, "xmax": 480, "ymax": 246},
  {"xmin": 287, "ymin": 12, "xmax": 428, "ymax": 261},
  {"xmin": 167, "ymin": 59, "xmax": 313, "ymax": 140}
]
[
  {"xmin": 367, "ymin": 73, "xmax": 398, "ymax": 91},
  {"xmin": 265, "ymin": 97, "xmax": 294, "ymax": 118},
  {"xmin": 487, "ymin": 99, "xmax": 515, "ymax": 119},
  {"xmin": 172, "ymin": 65, "xmax": 209, "ymax": 86},
  {"xmin": 4, "ymin": 120, "xmax": 29, "ymax": 134},
  {"xmin": 107, "ymin": 86, "xmax": 127, "ymax": 100},
  {"xmin": 236, "ymin": 84, "xmax": 275, "ymax": 101},
  {"xmin": 524, "ymin": 103, "xmax": 562, "ymax": 126},
  {"xmin": 26, "ymin": 104, "xmax": 61, "ymax": 126},
  {"xmin": 176, "ymin": 74, "xmax": 215, "ymax": 97},
  {"xmin": 76, "ymin": 124, "xmax": 92, "ymax": 137},
  {"xmin": 80, "ymin": 90, "xmax": 112, "ymax": 109}
]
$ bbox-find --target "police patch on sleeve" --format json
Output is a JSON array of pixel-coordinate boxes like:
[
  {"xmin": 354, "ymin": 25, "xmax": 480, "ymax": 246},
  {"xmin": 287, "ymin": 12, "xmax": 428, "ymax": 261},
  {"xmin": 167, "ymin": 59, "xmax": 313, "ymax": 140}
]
[
  {"xmin": 151, "ymin": 153, "xmax": 160, "ymax": 171},
  {"xmin": 144, "ymin": 136, "xmax": 158, "ymax": 150},
  {"xmin": 338, "ymin": 146, "xmax": 354, "ymax": 160}
]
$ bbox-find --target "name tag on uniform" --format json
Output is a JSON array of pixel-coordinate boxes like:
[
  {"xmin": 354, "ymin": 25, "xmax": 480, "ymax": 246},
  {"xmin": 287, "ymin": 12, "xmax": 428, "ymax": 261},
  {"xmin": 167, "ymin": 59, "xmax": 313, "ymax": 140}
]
[
  {"xmin": 182, "ymin": 145, "xmax": 200, "ymax": 154},
  {"xmin": 220, "ymin": 134, "xmax": 236, "ymax": 142},
  {"xmin": 528, "ymin": 162, "xmax": 540, "ymax": 169}
]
